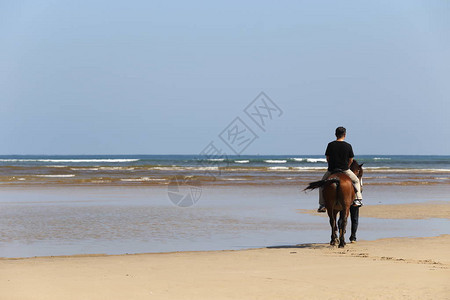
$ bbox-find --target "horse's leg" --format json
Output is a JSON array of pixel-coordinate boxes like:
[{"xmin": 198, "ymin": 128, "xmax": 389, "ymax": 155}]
[
  {"xmin": 338, "ymin": 208, "xmax": 349, "ymax": 248},
  {"xmin": 325, "ymin": 187, "xmax": 338, "ymax": 246},
  {"xmin": 330, "ymin": 210, "xmax": 339, "ymax": 245},
  {"xmin": 328, "ymin": 210, "xmax": 337, "ymax": 245},
  {"xmin": 350, "ymin": 205, "xmax": 359, "ymax": 242}
]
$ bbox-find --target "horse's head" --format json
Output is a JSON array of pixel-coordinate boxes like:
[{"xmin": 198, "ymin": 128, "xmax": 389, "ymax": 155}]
[{"xmin": 350, "ymin": 160, "xmax": 364, "ymax": 180}]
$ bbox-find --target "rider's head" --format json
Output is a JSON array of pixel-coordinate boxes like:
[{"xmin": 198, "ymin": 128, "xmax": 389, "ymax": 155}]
[{"xmin": 335, "ymin": 127, "xmax": 346, "ymax": 139}]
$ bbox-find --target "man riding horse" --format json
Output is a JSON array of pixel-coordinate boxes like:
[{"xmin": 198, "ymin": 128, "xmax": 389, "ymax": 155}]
[
  {"xmin": 317, "ymin": 126, "xmax": 363, "ymax": 213},
  {"xmin": 305, "ymin": 127, "xmax": 364, "ymax": 247}
]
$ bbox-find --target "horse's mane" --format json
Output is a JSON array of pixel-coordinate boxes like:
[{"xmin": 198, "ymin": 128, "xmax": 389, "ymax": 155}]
[
  {"xmin": 351, "ymin": 159, "xmax": 363, "ymax": 168},
  {"xmin": 350, "ymin": 159, "xmax": 363, "ymax": 176}
]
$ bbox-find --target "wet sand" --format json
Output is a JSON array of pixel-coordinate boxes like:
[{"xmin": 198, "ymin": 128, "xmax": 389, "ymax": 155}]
[
  {"xmin": 0, "ymin": 234, "xmax": 448, "ymax": 300},
  {"xmin": 1, "ymin": 185, "xmax": 449, "ymax": 258},
  {"xmin": 1, "ymin": 185, "xmax": 450, "ymax": 258}
]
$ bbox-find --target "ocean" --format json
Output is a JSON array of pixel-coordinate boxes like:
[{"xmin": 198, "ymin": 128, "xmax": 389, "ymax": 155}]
[
  {"xmin": 0, "ymin": 154, "xmax": 448, "ymax": 257},
  {"xmin": 0, "ymin": 155, "xmax": 449, "ymax": 186}
]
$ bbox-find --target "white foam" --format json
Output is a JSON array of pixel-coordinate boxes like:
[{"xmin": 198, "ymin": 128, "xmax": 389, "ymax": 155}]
[
  {"xmin": 0, "ymin": 159, "xmax": 139, "ymax": 163},
  {"xmin": 45, "ymin": 165, "xmax": 68, "ymax": 168},
  {"xmin": 366, "ymin": 168, "xmax": 450, "ymax": 173},
  {"xmin": 99, "ymin": 167, "xmax": 135, "ymax": 171},
  {"xmin": 35, "ymin": 174, "xmax": 75, "ymax": 178},
  {"xmin": 410, "ymin": 168, "xmax": 450, "ymax": 173},
  {"xmin": 264, "ymin": 160, "xmax": 287, "ymax": 163},
  {"xmin": 293, "ymin": 167, "xmax": 327, "ymax": 171},
  {"xmin": 151, "ymin": 167, "xmax": 180, "ymax": 171},
  {"xmin": 268, "ymin": 166, "xmax": 290, "ymax": 170},
  {"xmin": 306, "ymin": 158, "xmax": 327, "ymax": 163},
  {"xmin": 222, "ymin": 168, "xmax": 261, "ymax": 172},
  {"xmin": 196, "ymin": 167, "xmax": 220, "ymax": 171},
  {"xmin": 291, "ymin": 158, "xmax": 327, "ymax": 163},
  {"xmin": 151, "ymin": 166, "xmax": 219, "ymax": 171},
  {"xmin": 206, "ymin": 158, "xmax": 225, "ymax": 162},
  {"xmin": 292, "ymin": 158, "xmax": 305, "ymax": 162},
  {"xmin": 374, "ymin": 157, "xmax": 391, "ymax": 160},
  {"xmin": 235, "ymin": 160, "xmax": 250, "ymax": 163},
  {"xmin": 121, "ymin": 177, "xmax": 166, "ymax": 182}
]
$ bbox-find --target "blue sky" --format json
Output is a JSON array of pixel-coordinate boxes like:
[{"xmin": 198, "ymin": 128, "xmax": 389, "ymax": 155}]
[{"xmin": 1, "ymin": 1, "xmax": 449, "ymax": 155}]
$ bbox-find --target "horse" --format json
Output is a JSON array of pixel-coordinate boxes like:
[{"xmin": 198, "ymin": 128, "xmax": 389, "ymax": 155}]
[{"xmin": 304, "ymin": 160, "xmax": 363, "ymax": 248}]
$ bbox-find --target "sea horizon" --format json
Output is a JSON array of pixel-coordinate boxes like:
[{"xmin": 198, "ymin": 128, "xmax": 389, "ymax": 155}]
[
  {"xmin": 0, "ymin": 153, "xmax": 448, "ymax": 156},
  {"xmin": 0, "ymin": 154, "xmax": 448, "ymax": 187}
]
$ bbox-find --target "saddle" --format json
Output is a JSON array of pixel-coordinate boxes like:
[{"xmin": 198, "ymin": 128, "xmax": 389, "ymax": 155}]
[
  {"xmin": 329, "ymin": 168, "xmax": 358, "ymax": 193},
  {"xmin": 330, "ymin": 168, "xmax": 344, "ymax": 174}
]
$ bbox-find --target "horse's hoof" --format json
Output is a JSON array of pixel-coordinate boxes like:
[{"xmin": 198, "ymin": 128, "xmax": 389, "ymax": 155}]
[{"xmin": 338, "ymin": 244, "xmax": 345, "ymax": 248}]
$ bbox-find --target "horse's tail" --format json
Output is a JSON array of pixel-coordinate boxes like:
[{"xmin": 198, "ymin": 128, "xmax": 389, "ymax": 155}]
[{"xmin": 303, "ymin": 178, "xmax": 340, "ymax": 192}]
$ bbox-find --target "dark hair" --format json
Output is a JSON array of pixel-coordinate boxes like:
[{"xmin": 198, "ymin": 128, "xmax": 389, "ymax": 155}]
[{"xmin": 335, "ymin": 127, "xmax": 346, "ymax": 138}]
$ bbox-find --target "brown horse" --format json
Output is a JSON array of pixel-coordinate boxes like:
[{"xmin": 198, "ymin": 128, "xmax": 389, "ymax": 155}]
[{"xmin": 304, "ymin": 161, "xmax": 363, "ymax": 248}]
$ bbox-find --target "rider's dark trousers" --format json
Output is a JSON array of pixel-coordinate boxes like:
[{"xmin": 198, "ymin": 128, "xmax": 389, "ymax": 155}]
[{"xmin": 350, "ymin": 205, "xmax": 359, "ymax": 239}]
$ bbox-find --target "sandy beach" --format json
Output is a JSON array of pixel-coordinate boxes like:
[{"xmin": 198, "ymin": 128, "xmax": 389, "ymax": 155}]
[
  {"xmin": 3, "ymin": 0, "xmax": 449, "ymax": 296},
  {"xmin": 0, "ymin": 184, "xmax": 449, "ymax": 299},
  {"xmin": 0, "ymin": 234, "xmax": 448, "ymax": 300}
]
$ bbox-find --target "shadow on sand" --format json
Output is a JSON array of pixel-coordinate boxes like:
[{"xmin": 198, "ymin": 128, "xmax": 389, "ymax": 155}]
[{"xmin": 267, "ymin": 243, "xmax": 330, "ymax": 250}]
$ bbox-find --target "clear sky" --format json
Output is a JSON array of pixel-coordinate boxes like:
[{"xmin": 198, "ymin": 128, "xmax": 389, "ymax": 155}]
[{"xmin": 1, "ymin": 1, "xmax": 449, "ymax": 155}]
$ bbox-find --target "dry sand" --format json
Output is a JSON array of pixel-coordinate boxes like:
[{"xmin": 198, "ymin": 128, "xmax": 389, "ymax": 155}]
[
  {"xmin": 298, "ymin": 201, "xmax": 450, "ymax": 220},
  {"xmin": 0, "ymin": 234, "xmax": 448, "ymax": 300}
]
